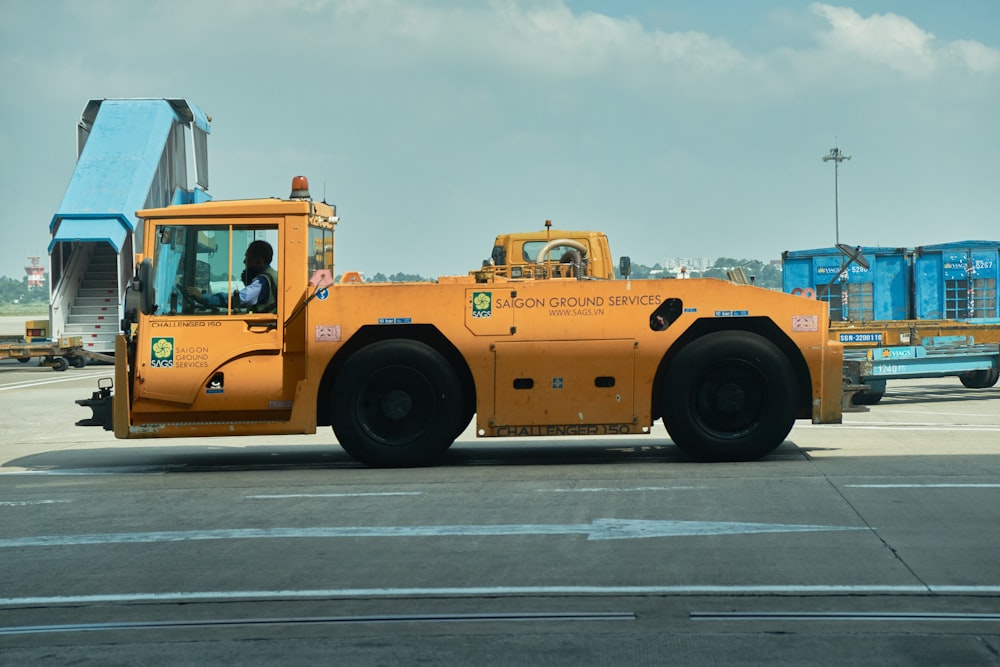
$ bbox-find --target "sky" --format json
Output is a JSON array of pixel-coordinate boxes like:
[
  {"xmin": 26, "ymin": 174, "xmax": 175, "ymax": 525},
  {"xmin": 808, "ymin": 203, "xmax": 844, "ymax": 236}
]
[{"xmin": 1, "ymin": 0, "xmax": 998, "ymax": 280}]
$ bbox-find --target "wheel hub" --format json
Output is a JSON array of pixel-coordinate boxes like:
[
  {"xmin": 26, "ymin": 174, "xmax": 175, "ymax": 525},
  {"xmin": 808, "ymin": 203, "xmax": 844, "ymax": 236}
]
[
  {"xmin": 381, "ymin": 389, "xmax": 413, "ymax": 421},
  {"xmin": 714, "ymin": 382, "xmax": 745, "ymax": 414}
]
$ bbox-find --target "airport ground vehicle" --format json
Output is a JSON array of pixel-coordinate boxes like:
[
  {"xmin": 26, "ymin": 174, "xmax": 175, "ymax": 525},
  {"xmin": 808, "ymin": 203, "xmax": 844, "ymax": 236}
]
[
  {"xmin": 78, "ymin": 177, "xmax": 843, "ymax": 466},
  {"xmin": 0, "ymin": 333, "xmax": 85, "ymax": 371},
  {"xmin": 783, "ymin": 242, "xmax": 1000, "ymax": 404}
]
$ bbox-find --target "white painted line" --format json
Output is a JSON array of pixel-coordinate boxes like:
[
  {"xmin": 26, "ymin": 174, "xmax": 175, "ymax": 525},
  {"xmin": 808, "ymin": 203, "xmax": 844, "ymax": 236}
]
[
  {"xmin": 802, "ymin": 422, "xmax": 1000, "ymax": 431},
  {"xmin": 0, "ymin": 611, "xmax": 636, "ymax": 636},
  {"xmin": 0, "ymin": 499, "xmax": 72, "ymax": 507},
  {"xmin": 846, "ymin": 484, "xmax": 1000, "ymax": 489},
  {"xmin": 840, "ymin": 420, "xmax": 1000, "ymax": 427},
  {"xmin": 691, "ymin": 610, "xmax": 1000, "ymax": 622},
  {"xmin": 539, "ymin": 487, "xmax": 705, "ymax": 493},
  {"xmin": 823, "ymin": 425, "xmax": 1000, "ymax": 432},
  {"xmin": 4, "ymin": 584, "xmax": 1000, "ymax": 606},
  {"xmin": 890, "ymin": 409, "xmax": 999, "ymax": 418},
  {"xmin": 0, "ymin": 518, "xmax": 868, "ymax": 548},
  {"xmin": 245, "ymin": 492, "xmax": 423, "ymax": 499},
  {"xmin": 0, "ymin": 373, "xmax": 102, "ymax": 391},
  {"xmin": 2, "ymin": 468, "xmax": 166, "ymax": 476}
]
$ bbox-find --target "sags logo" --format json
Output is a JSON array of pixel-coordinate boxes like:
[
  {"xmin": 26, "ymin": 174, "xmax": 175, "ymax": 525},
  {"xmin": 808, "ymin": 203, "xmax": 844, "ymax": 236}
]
[
  {"xmin": 472, "ymin": 291, "xmax": 492, "ymax": 318},
  {"xmin": 150, "ymin": 337, "xmax": 175, "ymax": 368}
]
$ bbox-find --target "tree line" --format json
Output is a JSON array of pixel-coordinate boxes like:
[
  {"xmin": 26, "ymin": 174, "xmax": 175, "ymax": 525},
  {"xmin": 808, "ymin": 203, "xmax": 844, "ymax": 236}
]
[{"xmin": 0, "ymin": 275, "xmax": 49, "ymax": 306}]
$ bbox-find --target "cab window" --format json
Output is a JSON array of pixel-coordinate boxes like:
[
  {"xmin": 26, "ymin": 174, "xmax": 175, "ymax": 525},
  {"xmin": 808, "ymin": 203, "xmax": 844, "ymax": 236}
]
[{"xmin": 153, "ymin": 225, "xmax": 279, "ymax": 316}]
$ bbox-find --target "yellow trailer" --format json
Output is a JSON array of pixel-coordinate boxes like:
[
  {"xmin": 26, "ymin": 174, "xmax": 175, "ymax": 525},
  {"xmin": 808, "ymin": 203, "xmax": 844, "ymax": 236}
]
[{"xmin": 0, "ymin": 334, "xmax": 87, "ymax": 371}]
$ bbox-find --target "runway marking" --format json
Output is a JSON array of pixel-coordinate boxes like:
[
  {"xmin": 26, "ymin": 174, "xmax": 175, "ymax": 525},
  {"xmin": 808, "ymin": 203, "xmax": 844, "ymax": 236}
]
[
  {"xmin": 2, "ymin": 468, "xmax": 167, "ymax": 476},
  {"xmin": 0, "ymin": 518, "xmax": 867, "ymax": 548},
  {"xmin": 0, "ymin": 373, "xmax": 100, "ymax": 391},
  {"xmin": 890, "ymin": 409, "xmax": 999, "ymax": 418},
  {"xmin": 539, "ymin": 486, "xmax": 705, "ymax": 493},
  {"xmin": 691, "ymin": 610, "xmax": 1000, "ymax": 622},
  {"xmin": 846, "ymin": 484, "xmax": 1000, "ymax": 489},
  {"xmin": 0, "ymin": 499, "xmax": 72, "ymax": 507},
  {"xmin": 245, "ymin": 492, "xmax": 423, "ymax": 499},
  {"xmin": 3, "ymin": 584, "xmax": 1000, "ymax": 607},
  {"xmin": 0, "ymin": 611, "xmax": 636, "ymax": 636},
  {"xmin": 820, "ymin": 424, "xmax": 1000, "ymax": 432}
]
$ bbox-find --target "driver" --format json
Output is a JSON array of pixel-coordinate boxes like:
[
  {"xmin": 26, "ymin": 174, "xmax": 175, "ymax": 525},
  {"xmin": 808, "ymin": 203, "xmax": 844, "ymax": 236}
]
[{"xmin": 185, "ymin": 240, "xmax": 278, "ymax": 313}]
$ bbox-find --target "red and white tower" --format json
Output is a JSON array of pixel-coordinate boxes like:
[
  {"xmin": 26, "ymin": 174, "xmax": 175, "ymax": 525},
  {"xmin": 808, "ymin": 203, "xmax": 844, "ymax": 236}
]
[{"xmin": 25, "ymin": 256, "xmax": 45, "ymax": 289}]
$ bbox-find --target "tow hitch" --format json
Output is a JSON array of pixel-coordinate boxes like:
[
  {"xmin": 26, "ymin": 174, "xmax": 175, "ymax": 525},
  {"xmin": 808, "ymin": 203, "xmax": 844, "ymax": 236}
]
[{"xmin": 76, "ymin": 377, "xmax": 114, "ymax": 430}]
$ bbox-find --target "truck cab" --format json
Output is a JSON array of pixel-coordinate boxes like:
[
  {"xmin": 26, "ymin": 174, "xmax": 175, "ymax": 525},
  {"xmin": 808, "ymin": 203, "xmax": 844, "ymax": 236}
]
[{"xmin": 475, "ymin": 224, "xmax": 616, "ymax": 281}]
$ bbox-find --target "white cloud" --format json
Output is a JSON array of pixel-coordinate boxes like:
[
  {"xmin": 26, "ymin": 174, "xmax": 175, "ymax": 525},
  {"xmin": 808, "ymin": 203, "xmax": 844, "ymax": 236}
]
[
  {"xmin": 484, "ymin": 3, "xmax": 745, "ymax": 76},
  {"xmin": 810, "ymin": 2, "xmax": 999, "ymax": 77},
  {"xmin": 282, "ymin": 0, "xmax": 746, "ymax": 79},
  {"xmin": 950, "ymin": 39, "xmax": 1000, "ymax": 74}
]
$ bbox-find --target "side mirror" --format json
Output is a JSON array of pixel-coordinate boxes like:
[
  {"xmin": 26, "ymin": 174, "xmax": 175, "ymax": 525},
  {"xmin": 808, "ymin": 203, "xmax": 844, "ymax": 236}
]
[
  {"xmin": 619, "ymin": 256, "xmax": 631, "ymax": 278},
  {"xmin": 491, "ymin": 245, "xmax": 506, "ymax": 266},
  {"xmin": 136, "ymin": 257, "xmax": 157, "ymax": 315}
]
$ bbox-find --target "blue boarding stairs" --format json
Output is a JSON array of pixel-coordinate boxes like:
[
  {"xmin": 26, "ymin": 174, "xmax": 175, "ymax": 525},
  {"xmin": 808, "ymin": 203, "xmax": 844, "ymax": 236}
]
[{"xmin": 47, "ymin": 98, "xmax": 211, "ymax": 354}]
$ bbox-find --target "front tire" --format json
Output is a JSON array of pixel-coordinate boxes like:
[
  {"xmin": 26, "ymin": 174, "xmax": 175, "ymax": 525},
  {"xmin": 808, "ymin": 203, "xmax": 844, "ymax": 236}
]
[
  {"xmin": 661, "ymin": 331, "xmax": 798, "ymax": 461},
  {"xmin": 331, "ymin": 339, "xmax": 462, "ymax": 467}
]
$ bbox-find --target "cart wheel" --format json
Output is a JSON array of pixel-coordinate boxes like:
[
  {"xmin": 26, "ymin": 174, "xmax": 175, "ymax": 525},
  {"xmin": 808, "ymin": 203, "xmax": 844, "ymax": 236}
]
[
  {"xmin": 52, "ymin": 357, "xmax": 70, "ymax": 372},
  {"xmin": 69, "ymin": 356, "xmax": 87, "ymax": 369},
  {"xmin": 17, "ymin": 357, "xmax": 30, "ymax": 364},
  {"xmin": 959, "ymin": 369, "xmax": 999, "ymax": 389}
]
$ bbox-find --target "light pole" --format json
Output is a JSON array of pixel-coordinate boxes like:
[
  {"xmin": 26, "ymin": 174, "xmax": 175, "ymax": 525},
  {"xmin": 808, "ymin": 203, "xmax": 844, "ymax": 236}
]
[{"xmin": 822, "ymin": 145, "xmax": 851, "ymax": 246}]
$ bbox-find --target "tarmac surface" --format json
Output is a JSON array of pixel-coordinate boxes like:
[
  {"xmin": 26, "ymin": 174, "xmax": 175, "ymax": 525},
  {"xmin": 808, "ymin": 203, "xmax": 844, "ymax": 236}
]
[{"xmin": 1, "ymin": 323, "xmax": 999, "ymax": 665}]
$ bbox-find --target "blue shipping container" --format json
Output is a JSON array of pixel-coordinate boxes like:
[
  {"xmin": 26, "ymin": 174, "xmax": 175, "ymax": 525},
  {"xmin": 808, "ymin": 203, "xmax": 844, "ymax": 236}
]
[
  {"xmin": 913, "ymin": 241, "xmax": 1000, "ymax": 321},
  {"xmin": 782, "ymin": 246, "xmax": 911, "ymax": 322}
]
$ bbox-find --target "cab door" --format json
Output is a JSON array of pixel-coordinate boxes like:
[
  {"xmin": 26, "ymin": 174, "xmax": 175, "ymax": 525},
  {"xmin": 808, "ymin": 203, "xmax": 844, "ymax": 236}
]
[{"xmin": 133, "ymin": 223, "xmax": 293, "ymax": 421}]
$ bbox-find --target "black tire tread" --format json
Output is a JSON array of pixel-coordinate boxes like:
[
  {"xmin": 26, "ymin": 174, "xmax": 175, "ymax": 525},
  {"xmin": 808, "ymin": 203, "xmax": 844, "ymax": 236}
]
[{"xmin": 661, "ymin": 331, "xmax": 798, "ymax": 462}]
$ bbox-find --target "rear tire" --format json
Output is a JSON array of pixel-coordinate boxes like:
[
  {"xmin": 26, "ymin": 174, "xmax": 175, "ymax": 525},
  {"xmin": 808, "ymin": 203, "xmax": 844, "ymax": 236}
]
[
  {"xmin": 661, "ymin": 331, "xmax": 798, "ymax": 461},
  {"xmin": 331, "ymin": 339, "xmax": 462, "ymax": 467},
  {"xmin": 959, "ymin": 369, "xmax": 999, "ymax": 389}
]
